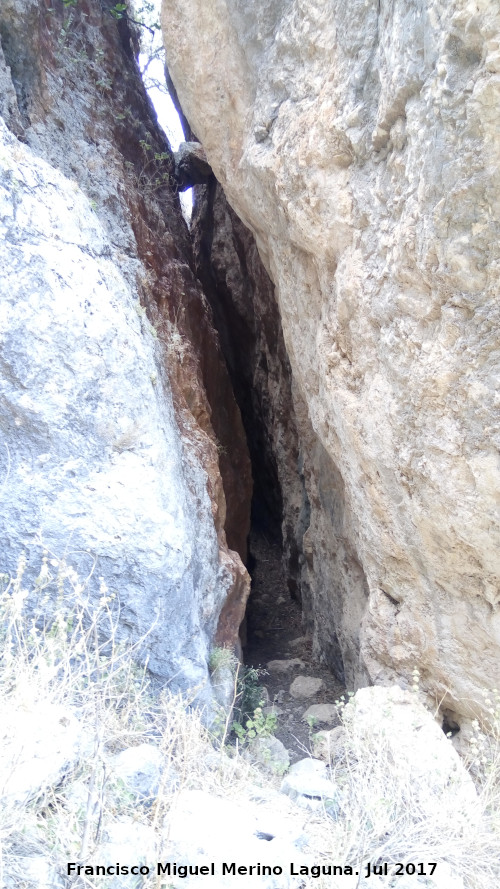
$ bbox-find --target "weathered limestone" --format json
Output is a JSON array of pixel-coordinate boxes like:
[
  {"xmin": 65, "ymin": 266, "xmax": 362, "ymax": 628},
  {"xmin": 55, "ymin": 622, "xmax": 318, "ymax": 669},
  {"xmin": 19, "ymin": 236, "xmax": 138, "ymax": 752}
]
[
  {"xmin": 163, "ymin": 0, "xmax": 500, "ymax": 719},
  {"xmin": 0, "ymin": 0, "xmax": 252, "ymax": 703}
]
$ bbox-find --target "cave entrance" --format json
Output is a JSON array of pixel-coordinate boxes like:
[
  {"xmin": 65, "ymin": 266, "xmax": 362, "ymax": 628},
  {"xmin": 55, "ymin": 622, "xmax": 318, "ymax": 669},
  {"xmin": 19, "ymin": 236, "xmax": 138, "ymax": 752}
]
[
  {"xmin": 241, "ymin": 469, "xmax": 345, "ymax": 762},
  {"xmin": 243, "ymin": 521, "xmax": 345, "ymax": 761},
  {"xmin": 244, "ymin": 526, "xmax": 305, "ymax": 671}
]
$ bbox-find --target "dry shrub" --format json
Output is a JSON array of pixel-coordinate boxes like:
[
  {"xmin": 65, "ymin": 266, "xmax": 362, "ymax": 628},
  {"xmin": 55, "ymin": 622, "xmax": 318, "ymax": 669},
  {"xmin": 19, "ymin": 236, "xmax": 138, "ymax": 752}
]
[{"xmin": 1, "ymin": 555, "xmax": 499, "ymax": 889}]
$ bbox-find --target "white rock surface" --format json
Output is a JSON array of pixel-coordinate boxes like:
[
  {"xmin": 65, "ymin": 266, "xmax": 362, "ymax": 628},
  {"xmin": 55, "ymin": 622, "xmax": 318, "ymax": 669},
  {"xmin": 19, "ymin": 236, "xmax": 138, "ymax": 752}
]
[
  {"xmin": 280, "ymin": 758, "xmax": 338, "ymax": 811},
  {"xmin": 162, "ymin": 0, "xmax": 500, "ymax": 716},
  {"xmin": 4, "ymin": 856, "xmax": 63, "ymax": 889},
  {"xmin": 0, "ymin": 116, "xmax": 236, "ymax": 704},
  {"xmin": 248, "ymin": 735, "xmax": 290, "ymax": 775},
  {"xmin": 0, "ymin": 702, "xmax": 86, "ymax": 807},
  {"xmin": 267, "ymin": 659, "xmax": 304, "ymax": 673},
  {"xmin": 110, "ymin": 744, "xmax": 163, "ymax": 800},
  {"xmin": 161, "ymin": 789, "xmax": 312, "ymax": 888},
  {"xmin": 97, "ymin": 821, "xmax": 157, "ymax": 889},
  {"xmin": 343, "ymin": 686, "xmax": 478, "ymax": 825},
  {"xmin": 311, "ymin": 726, "xmax": 346, "ymax": 762}
]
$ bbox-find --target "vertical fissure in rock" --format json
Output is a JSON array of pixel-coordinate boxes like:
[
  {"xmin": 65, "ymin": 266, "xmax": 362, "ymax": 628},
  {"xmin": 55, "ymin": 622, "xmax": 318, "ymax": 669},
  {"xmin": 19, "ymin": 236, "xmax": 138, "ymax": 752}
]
[
  {"xmin": 187, "ymin": 173, "xmax": 352, "ymax": 756},
  {"xmin": 0, "ymin": 0, "xmax": 357, "ymax": 699},
  {"xmin": 189, "ymin": 178, "xmax": 328, "ymax": 665},
  {"xmin": 187, "ymin": 169, "xmax": 370, "ymax": 695},
  {"xmin": 191, "ymin": 179, "xmax": 284, "ymax": 544}
]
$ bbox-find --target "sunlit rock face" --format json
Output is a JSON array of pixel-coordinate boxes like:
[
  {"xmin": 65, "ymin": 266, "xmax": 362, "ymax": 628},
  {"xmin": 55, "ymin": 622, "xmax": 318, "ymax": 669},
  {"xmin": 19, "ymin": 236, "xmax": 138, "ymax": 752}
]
[
  {"xmin": 0, "ymin": 0, "xmax": 251, "ymax": 705},
  {"xmin": 163, "ymin": 0, "xmax": 500, "ymax": 716}
]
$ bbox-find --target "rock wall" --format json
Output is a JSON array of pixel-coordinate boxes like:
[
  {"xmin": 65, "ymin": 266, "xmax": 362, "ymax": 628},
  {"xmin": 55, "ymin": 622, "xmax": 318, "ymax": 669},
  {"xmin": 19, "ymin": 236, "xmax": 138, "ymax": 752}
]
[
  {"xmin": 0, "ymin": 0, "xmax": 252, "ymax": 704},
  {"xmin": 163, "ymin": 0, "xmax": 500, "ymax": 718},
  {"xmin": 191, "ymin": 183, "xmax": 308, "ymax": 597}
]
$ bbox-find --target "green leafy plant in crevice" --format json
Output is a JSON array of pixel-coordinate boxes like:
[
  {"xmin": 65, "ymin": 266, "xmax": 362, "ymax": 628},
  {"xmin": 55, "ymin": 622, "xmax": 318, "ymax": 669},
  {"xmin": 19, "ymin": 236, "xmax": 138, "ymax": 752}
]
[
  {"xmin": 230, "ymin": 665, "xmax": 277, "ymax": 745},
  {"xmin": 232, "ymin": 705, "xmax": 277, "ymax": 745},
  {"xmin": 136, "ymin": 139, "xmax": 172, "ymax": 197},
  {"xmin": 109, "ymin": 3, "xmax": 127, "ymax": 19},
  {"xmin": 207, "ymin": 651, "xmax": 278, "ymax": 747}
]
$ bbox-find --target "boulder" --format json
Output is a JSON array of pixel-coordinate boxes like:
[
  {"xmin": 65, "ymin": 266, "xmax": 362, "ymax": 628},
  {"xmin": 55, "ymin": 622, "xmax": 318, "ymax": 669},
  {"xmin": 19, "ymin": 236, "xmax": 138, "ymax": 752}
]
[
  {"xmin": 174, "ymin": 141, "xmax": 212, "ymax": 190},
  {"xmin": 110, "ymin": 744, "xmax": 164, "ymax": 800},
  {"xmin": 161, "ymin": 789, "xmax": 312, "ymax": 888},
  {"xmin": 280, "ymin": 758, "xmax": 339, "ymax": 813},
  {"xmin": 289, "ymin": 677, "xmax": 323, "ymax": 699},
  {"xmin": 0, "ymin": 115, "xmax": 242, "ymax": 707},
  {"xmin": 0, "ymin": 702, "xmax": 86, "ymax": 808},
  {"xmin": 311, "ymin": 725, "xmax": 346, "ymax": 761},
  {"xmin": 97, "ymin": 821, "xmax": 157, "ymax": 889},
  {"xmin": 248, "ymin": 736, "xmax": 290, "ymax": 776},
  {"xmin": 267, "ymin": 659, "xmax": 304, "ymax": 673},
  {"xmin": 301, "ymin": 704, "xmax": 338, "ymax": 725}
]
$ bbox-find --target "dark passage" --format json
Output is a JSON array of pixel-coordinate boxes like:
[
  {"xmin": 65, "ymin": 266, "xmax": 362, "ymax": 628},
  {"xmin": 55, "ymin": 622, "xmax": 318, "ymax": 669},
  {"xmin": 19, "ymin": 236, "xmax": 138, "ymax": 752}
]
[
  {"xmin": 245, "ymin": 531, "xmax": 345, "ymax": 762},
  {"xmin": 190, "ymin": 176, "xmax": 346, "ymax": 758}
]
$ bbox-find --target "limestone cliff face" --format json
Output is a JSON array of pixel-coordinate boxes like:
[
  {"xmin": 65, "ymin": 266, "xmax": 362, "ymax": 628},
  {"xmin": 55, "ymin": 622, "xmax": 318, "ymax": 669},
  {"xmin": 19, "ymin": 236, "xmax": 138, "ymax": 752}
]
[
  {"xmin": 163, "ymin": 0, "xmax": 500, "ymax": 717},
  {"xmin": 0, "ymin": 0, "xmax": 251, "ymax": 703}
]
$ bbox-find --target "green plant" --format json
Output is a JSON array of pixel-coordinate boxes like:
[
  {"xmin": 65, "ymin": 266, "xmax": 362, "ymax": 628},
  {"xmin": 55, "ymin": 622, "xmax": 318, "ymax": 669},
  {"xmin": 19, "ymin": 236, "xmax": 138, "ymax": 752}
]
[
  {"xmin": 232, "ymin": 706, "xmax": 277, "ymax": 744},
  {"xmin": 228, "ymin": 665, "xmax": 277, "ymax": 746},
  {"xmin": 110, "ymin": 2, "xmax": 127, "ymax": 19},
  {"xmin": 134, "ymin": 141, "xmax": 172, "ymax": 199}
]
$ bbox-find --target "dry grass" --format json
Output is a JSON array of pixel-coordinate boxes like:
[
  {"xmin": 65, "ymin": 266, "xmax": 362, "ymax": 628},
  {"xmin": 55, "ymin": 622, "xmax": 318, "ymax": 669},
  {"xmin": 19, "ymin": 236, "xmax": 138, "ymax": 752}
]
[
  {"xmin": 0, "ymin": 555, "xmax": 499, "ymax": 889},
  {"xmin": 320, "ymin": 739, "xmax": 498, "ymax": 887},
  {"xmin": 0, "ymin": 554, "xmax": 263, "ymax": 888}
]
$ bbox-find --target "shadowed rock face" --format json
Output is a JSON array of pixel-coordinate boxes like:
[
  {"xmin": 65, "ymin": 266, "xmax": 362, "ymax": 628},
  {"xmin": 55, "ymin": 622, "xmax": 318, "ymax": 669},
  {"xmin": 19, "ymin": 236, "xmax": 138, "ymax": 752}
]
[
  {"xmin": 0, "ymin": 0, "xmax": 252, "ymax": 703},
  {"xmin": 163, "ymin": 0, "xmax": 500, "ymax": 717},
  {"xmin": 190, "ymin": 181, "xmax": 369, "ymax": 686},
  {"xmin": 191, "ymin": 182, "xmax": 308, "ymax": 596}
]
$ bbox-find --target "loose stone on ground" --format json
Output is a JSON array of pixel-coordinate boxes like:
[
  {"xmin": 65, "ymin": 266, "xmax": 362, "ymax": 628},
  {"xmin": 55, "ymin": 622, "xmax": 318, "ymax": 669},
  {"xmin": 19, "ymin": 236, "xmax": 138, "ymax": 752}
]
[
  {"xmin": 289, "ymin": 677, "xmax": 323, "ymax": 699},
  {"xmin": 301, "ymin": 704, "xmax": 337, "ymax": 725},
  {"xmin": 267, "ymin": 659, "xmax": 305, "ymax": 673}
]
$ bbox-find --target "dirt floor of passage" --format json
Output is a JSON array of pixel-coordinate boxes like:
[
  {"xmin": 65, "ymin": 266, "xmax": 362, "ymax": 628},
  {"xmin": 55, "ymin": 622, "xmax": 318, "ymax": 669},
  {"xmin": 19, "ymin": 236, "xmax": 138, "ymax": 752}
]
[{"xmin": 244, "ymin": 532, "xmax": 345, "ymax": 763}]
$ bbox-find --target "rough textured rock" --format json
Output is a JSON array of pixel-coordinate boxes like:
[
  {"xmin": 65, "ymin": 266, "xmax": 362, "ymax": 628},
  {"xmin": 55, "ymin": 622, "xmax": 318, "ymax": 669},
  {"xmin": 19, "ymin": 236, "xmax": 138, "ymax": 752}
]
[
  {"xmin": 342, "ymin": 686, "xmax": 478, "ymax": 823},
  {"xmin": 301, "ymin": 704, "xmax": 338, "ymax": 725},
  {"xmin": 267, "ymin": 659, "xmax": 304, "ymax": 673},
  {"xmin": 3, "ymin": 856, "xmax": 64, "ymax": 889},
  {"xmin": 98, "ymin": 821, "xmax": 157, "ymax": 889},
  {"xmin": 0, "ymin": 700, "xmax": 86, "ymax": 808},
  {"xmin": 163, "ymin": 0, "xmax": 500, "ymax": 719},
  {"xmin": 162, "ymin": 788, "xmax": 310, "ymax": 888},
  {"xmin": 174, "ymin": 141, "xmax": 213, "ymax": 190},
  {"xmin": 247, "ymin": 735, "xmax": 290, "ymax": 775},
  {"xmin": 0, "ymin": 0, "xmax": 252, "ymax": 702},
  {"xmin": 311, "ymin": 725, "xmax": 346, "ymax": 762},
  {"xmin": 191, "ymin": 182, "xmax": 310, "ymax": 604},
  {"xmin": 280, "ymin": 758, "xmax": 339, "ymax": 812},
  {"xmin": 110, "ymin": 745, "xmax": 164, "ymax": 800},
  {"xmin": 289, "ymin": 676, "xmax": 323, "ymax": 699}
]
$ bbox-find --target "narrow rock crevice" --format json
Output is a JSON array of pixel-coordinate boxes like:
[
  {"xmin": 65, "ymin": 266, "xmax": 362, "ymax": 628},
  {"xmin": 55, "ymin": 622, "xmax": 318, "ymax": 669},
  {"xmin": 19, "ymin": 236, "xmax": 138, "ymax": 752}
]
[
  {"xmin": 162, "ymin": 0, "xmax": 500, "ymax": 720},
  {"xmin": 244, "ymin": 531, "xmax": 346, "ymax": 763},
  {"xmin": 0, "ymin": 0, "xmax": 252, "ymax": 698},
  {"xmin": 189, "ymin": 176, "xmax": 360, "ymax": 690},
  {"xmin": 0, "ymin": 0, "xmax": 364, "ymax": 703},
  {"xmin": 191, "ymin": 180, "xmax": 311, "ymax": 597}
]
